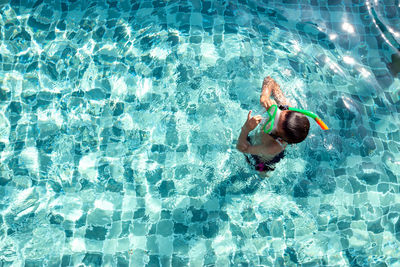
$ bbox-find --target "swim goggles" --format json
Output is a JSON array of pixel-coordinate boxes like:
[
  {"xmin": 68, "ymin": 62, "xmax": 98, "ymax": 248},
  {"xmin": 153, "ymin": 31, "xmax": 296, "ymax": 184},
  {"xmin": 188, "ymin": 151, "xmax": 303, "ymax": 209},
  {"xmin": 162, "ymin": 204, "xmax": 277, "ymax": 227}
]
[{"xmin": 262, "ymin": 104, "xmax": 329, "ymax": 134}]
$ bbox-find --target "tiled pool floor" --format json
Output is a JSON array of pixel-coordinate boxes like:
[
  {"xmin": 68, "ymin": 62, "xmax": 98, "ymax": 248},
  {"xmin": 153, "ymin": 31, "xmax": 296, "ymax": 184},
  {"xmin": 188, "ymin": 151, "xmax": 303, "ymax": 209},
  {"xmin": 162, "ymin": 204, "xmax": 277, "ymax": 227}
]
[{"xmin": 0, "ymin": 0, "xmax": 399, "ymax": 266}]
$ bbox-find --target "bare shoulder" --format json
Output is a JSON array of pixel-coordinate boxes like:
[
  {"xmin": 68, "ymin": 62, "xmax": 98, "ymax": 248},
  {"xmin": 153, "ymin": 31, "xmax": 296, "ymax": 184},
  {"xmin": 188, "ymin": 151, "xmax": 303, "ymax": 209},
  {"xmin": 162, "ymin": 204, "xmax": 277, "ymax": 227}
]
[
  {"xmin": 261, "ymin": 134, "xmax": 286, "ymax": 154},
  {"xmin": 269, "ymin": 140, "xmax": 285, "ymax": 155}
]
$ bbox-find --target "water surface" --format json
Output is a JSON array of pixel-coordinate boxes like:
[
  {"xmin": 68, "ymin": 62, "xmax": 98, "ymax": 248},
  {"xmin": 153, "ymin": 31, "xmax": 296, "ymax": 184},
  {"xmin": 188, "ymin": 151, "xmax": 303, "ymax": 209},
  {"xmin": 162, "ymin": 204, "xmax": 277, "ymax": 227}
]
[{"xmin": 0, "ymin": 0, "xmax": 399, "ymax": 266}]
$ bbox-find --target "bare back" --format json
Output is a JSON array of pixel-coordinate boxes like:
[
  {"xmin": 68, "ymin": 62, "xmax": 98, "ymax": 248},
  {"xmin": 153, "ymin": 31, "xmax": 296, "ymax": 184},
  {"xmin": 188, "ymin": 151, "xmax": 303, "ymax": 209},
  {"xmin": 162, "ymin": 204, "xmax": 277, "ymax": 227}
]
[{"xmin": 249, "ymin": 126, "xmax": 285, "ymax": 161}]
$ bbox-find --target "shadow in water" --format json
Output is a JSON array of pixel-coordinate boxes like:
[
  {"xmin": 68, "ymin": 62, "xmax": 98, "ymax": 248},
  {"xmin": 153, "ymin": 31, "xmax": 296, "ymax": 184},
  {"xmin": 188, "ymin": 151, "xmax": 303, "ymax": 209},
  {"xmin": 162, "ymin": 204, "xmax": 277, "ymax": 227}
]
[{"xmin": 388, "ymin": 51, "xmax": 400, "ymax": 77}]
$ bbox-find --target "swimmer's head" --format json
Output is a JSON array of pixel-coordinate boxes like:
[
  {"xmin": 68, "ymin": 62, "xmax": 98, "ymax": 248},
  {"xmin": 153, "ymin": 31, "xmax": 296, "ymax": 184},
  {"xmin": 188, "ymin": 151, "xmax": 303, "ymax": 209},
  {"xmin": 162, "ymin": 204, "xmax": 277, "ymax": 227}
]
[{"xmin": 274, "ymin": 110, "xmax": 310, "ymax": 144}]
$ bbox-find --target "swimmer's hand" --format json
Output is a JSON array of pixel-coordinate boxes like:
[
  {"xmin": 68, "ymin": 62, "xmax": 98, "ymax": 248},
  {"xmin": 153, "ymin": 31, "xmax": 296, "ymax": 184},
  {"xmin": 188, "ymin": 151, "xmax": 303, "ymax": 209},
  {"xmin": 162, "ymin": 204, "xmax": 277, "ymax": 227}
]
[
  {"xmin": 260, "ymin": 76, "xmax": 277, "ymax": 110},
  {"xmin": 237, "ymin": 111, "xmax": 262, "ymax": 153},
  {"xmin": 243, "ymin": 110, "xmax": 262, "ymax": 132},
  {"xmin": 260, "ymin": 98, "xmax": 276, "ymax": 110}
]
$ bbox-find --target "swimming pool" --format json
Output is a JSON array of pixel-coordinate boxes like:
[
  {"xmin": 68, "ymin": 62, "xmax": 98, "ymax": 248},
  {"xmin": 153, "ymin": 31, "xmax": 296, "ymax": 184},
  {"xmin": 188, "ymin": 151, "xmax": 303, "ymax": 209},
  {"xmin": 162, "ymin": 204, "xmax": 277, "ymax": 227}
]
[{"xmin": 0, "ymin": 0, "xmax": 399, "ymax": 265}]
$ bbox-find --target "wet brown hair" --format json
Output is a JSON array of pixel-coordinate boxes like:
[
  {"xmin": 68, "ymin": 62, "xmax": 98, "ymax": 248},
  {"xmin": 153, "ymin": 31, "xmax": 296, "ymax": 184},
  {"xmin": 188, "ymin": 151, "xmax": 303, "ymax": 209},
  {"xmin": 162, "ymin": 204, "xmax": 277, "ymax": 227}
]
[{"xmin": 282, "ymin": 111, "xmax": 310, "ymax": 144}]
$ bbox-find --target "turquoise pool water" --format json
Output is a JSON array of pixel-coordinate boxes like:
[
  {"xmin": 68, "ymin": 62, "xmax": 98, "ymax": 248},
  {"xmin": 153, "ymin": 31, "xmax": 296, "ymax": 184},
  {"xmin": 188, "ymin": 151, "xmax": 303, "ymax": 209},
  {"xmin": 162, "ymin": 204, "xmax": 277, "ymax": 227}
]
[{"xmin": 0, "ymin": 0, "xmax": 399, "ymax": 266}]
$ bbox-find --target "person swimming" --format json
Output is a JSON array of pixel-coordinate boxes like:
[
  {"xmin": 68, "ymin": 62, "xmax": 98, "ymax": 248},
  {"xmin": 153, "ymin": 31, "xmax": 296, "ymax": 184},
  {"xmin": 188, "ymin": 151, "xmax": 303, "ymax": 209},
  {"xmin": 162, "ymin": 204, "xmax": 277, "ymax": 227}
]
[{"xmin": 236, "ymin": 76, "xmax": 328, "ymax": 174}]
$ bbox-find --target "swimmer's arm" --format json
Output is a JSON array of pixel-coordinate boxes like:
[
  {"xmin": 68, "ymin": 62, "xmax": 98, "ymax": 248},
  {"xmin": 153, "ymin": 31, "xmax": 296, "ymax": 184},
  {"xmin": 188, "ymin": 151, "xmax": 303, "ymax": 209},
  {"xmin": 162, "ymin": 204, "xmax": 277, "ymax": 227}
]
[
  {"xmin": 260, "ymin": 76, "xmax": 291, "ymax": 108},
  {"xmin": 260, "ymin": 77, "xmax": 275, "ymax": 109},
  {"xmin": 237, "ymin": 111, "xmax": 262, "ymax": 152},
  {"xmin": 237, "ymin": 127, "xmax": 251, "ymax": 153},
  {"xmin": 271, "ymin": 82, "xmax": 291, "ymax": 106},
  {"xmin": 261, "ymin": 77, "xmax": 273, "ymax": 99}
]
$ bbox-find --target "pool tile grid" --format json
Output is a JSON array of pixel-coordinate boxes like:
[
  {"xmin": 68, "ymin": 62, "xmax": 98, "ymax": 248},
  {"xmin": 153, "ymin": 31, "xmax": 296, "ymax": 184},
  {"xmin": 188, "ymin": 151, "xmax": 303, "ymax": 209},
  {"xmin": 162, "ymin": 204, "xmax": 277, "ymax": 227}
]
[{"xmin": 1, "ymin": 0, "xmax": 400, "ymax": 266}]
